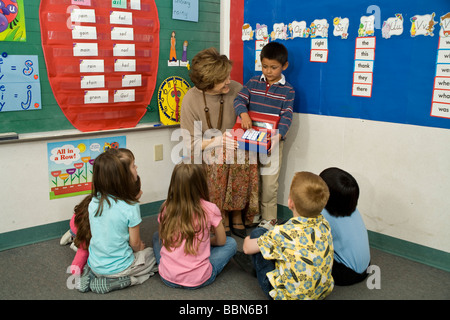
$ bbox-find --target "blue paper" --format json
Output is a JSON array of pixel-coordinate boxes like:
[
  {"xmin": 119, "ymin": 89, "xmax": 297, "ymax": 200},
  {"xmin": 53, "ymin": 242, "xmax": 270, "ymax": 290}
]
[
  {"xmin": 172, "ymin": 0, "xmax": 198, "ymax": 23},
  {"xmin": 0, "ymin": 55, "xmax": 41, "ymax": 112}
]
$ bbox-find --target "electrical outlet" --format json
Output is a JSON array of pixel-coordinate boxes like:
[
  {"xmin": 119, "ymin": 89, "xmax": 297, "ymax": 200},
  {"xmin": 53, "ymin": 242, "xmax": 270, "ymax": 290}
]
[{"xmin": 154, "ymin": 144, "xmax": 163, "ymax": 161}]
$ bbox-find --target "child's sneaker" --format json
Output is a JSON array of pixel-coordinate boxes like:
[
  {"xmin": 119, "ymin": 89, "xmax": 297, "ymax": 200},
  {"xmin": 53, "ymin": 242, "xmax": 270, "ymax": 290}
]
[
  {"xmin": 257, "ymin": 219, "xmax": 278, "ymax": 231},
  {"xmin": 70, "ymin": 242, "xmax": 78, "ymax": 252},
  {"xmin": 60, "ymin": 230, "xmax": 73, "ymax": 245}
]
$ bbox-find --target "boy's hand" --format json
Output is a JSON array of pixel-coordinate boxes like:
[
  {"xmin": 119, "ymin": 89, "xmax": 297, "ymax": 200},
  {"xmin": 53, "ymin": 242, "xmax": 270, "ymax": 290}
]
[
  {"xmin": 268, "ymin": 133, "xmax": 281, "ymax": 154},
  {"xmin": 240, "ymin": 112, "xmax": 253, "ymax": 130}
]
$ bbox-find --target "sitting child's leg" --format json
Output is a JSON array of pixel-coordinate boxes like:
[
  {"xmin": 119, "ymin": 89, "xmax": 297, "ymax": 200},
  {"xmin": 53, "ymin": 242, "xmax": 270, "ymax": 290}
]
[{"xmin": 249, "ymin": 228, "xmax": 275, "ymax": 299}]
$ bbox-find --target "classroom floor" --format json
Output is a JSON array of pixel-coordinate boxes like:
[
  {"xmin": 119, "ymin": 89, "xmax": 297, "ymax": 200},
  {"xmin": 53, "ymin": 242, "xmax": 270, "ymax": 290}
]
[{"xmin": 0, "ymin": 214, "xmax": 449, "ymax": 301}]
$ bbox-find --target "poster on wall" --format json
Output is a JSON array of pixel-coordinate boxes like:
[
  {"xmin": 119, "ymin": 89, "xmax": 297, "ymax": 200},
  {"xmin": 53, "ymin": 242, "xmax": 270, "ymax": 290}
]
[
  {"xmin": 47, "ymin": 136, "xmax": 126, "ymax": 200},
  {"xmin": 39, "ymin": 0, "xmax": 160, "ymax": 132},
  {"xmin": 0, "ymin": 0, "xmax": 26, "ymax": 42},
  {"xmin": 0, "ymin": 54, "xmax": 41, "ymax": 112}
]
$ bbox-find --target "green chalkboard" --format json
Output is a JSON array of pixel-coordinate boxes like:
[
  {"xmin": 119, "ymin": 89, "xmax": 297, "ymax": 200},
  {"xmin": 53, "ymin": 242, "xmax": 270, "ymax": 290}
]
[{"xmin": 0, "ymin": 0, "xmax": 220, "ymax": 134}]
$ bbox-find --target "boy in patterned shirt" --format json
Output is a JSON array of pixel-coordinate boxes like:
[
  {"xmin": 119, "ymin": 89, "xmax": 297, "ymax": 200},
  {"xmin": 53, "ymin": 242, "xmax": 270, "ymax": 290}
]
[{"xmin": 240, "ymin": 171, "xmax": 334, "ymax": 300}]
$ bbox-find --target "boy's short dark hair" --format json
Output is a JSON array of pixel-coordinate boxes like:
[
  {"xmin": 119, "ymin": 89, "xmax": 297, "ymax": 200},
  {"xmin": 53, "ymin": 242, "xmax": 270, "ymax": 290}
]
[
  {"xmin": 260, "ymin": 42, "xmax": 288, "ymax": 66},
  {"xmin": 319, "ymin": 167, "xmax": 359, "ymax": 217}
]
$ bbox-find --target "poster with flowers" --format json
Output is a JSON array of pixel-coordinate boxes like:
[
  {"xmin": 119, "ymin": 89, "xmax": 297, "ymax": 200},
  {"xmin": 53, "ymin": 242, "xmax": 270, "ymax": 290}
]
[{"xmin": 47, "ymin": 136, "xmax": 126, "ymax": 199}]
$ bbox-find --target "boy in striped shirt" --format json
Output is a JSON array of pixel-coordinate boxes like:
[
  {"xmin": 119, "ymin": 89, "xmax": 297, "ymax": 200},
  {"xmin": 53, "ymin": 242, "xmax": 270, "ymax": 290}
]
[{"xmin": 234, "ymin": 42, "xmax": 295, "ymax": 226}]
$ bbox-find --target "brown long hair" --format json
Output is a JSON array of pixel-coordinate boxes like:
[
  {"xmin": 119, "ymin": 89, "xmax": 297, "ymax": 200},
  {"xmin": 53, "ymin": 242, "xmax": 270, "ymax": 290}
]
[
  {"xmin": 91, "ymin": 148, "xmax": 139, "ymax": 217},
  {"xmin": 73, "ymin": 174, "xmax": 142, "ymax": 248},
  {"xmin": 159, "ymin": 163, "xmax": 210, "ymax": 255}
]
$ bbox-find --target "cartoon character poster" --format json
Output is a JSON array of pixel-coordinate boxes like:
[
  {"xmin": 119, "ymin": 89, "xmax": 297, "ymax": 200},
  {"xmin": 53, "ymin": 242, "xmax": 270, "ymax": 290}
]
[
  {"xmin": 0, "ymin": 0, "xmax": 26, "ymax": 42},
  {"xmin": 47, "ymin": 136, "xmax": 126, "ymax": 199}
]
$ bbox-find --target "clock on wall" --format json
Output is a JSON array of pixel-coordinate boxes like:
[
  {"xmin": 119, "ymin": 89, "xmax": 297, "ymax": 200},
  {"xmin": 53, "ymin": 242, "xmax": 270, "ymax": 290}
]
[{"xmin": 158, "ymin": 76, "xmax": 191, "ymax": 125}]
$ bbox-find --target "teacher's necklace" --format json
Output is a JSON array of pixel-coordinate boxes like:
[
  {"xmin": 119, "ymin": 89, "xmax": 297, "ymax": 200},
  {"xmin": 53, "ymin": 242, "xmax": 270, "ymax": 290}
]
[{"xmin": 202, "ymin": 91, "xmax": 224, "ymax": 130}]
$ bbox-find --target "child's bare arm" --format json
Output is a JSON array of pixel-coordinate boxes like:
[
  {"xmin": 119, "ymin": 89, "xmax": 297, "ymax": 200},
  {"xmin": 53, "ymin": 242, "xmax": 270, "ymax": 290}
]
[{"xmin": 243, "ymin": 236, "xmax": 261, "ymax": 254}]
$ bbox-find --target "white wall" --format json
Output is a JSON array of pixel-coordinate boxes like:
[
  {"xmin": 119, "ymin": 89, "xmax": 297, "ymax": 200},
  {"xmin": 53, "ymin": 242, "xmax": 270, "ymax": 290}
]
[
  {"xmin": 0, "ymin": 127, "xmax": 178, "ymax": 234},
  {"xmin": 278, "ymin": 113, "xmax": 450, "ymax": 253}
]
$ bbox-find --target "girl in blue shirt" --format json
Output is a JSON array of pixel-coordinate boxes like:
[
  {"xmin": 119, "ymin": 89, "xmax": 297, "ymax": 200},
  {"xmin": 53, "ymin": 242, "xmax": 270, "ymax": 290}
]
[{"xmin": 87, "ymin": 148, "xmax": 155, "ymax": 290}]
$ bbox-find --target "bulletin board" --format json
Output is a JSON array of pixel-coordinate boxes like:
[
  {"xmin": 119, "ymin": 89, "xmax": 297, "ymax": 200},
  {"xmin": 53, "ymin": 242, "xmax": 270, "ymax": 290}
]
[
  {"xmin": 242, "ymin": 0, "xmax": 450, "ymax": 130},
  {"xmin": 0, "ymin": 0, "xmax": 220, "ymax": 134}
]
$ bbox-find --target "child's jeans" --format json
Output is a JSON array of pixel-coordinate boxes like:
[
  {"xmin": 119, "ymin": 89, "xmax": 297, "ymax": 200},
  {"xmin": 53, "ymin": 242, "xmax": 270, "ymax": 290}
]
[
  {"xmin": 152, "ymin": 231, "xmax": 237, "ymax": 289},
  {"xmin": 250, "ymin": 227, "xmax": 275, "ymax": 299}
]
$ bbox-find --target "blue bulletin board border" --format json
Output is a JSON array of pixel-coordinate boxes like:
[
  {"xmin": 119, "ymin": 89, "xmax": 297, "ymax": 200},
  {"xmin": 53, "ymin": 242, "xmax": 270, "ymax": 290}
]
[{"xmin": 243, "ymin": 0, "xmax": 450, "ymax": 130}]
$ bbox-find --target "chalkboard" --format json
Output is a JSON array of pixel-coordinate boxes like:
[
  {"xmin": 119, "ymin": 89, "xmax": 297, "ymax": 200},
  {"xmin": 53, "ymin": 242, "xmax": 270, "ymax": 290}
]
[
  {"xmin": 0, "ymin": 0, "xmax": 220, "ymax": 134},
  {"xmin": 242, "ymin": 0, "xmax": 450, "ymax": 130}
]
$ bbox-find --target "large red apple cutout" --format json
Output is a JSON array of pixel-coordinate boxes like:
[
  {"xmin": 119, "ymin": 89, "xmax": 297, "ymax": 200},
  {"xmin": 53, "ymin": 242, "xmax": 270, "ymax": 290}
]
[{"xmin": 40, "ymin": 0, "xmax": 160, "ymax": 132}]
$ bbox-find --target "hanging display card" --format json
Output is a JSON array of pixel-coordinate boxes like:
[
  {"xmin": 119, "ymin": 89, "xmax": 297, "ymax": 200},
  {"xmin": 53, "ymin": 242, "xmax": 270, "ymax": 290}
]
[
  {"xmin": 0, "ymin": 55, "xmax": 41, "ymax": 112},
  {"xmin": 39, "ymin": 0, "xmax": 160, "ymax": 132}
]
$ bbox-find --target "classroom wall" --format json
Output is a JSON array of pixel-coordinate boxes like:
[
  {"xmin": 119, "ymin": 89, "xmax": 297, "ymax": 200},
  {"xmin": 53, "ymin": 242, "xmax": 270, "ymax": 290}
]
[
  {"xmin": 0, "ymin": 128, "xmax": 178, "ymax": 235},
  {"xmin": 277, "ymin": 113, "xmax": 450, "ymax": 254}
]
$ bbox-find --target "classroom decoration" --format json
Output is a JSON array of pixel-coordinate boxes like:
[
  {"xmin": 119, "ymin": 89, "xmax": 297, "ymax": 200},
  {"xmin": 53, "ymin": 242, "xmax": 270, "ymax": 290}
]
[
  {"xmin": 0, "ymin": 0, "xmax": 26, "ymax": 42},
  {"xmin": 39, "ymin": 0, "xmax": 160, "ymax": 132},
  {"xmin": 431, "ymin": 12, "xmax": 450, "ymax": 119},
  {"xmin": 47, "ymin": 136, "xmax": 126, "ymax": 199},
  {"xmin": 241, "ymin": 0, "xmax": 450, "ymax": 131},
  {"xmin": 0, "ymin": 54, "xmax": 41, "ymax": 112},
  {"xmin": 172, "ymin": 0, "xmax": 198, "ymax": 23},
  {"xmin": 158, "ymin": 75, "xmax": 190, "ymax": 125}
]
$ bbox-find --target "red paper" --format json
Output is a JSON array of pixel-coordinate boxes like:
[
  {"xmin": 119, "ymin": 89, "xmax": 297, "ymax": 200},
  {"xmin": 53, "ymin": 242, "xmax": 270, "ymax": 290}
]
[{"xmin": 40, "ymin": 0, "xmax": 160, "ymax": 132}]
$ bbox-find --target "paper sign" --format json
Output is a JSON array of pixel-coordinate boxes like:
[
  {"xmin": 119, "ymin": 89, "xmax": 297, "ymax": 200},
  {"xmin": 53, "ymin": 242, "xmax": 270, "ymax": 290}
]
[
  {"xmin": 80, "ymin": 75, "xmax": 105, "ymax": 89},
  {"xmin": 72, "ymin": 25, "xmax": 97, "ymax": 40},
  {"xmin": 173, "ymin": 0, "xmax": 199, "ymax": 22},
  {"xmin": 382, "ymin": 14, "xmax": 404, "ymax": 39},
  {"xmin": 111, "ymin": 27, "xmax": 134, "ymax": 40},
  {"xmin": 114, "ymin": 59, "xmax": 136, "ymax": 72},
  {"xmin": 122, "ymin": 74, "xmax": 142, "ymax": 87},
  {"xmin": 110, "ymin": 11, "xmax": 133, "ymax": 25},
  {"xmin": 0, "ymin": 55, "xmax": 41, "ymax": 112},
  {"xmin": 84, "ymin": 90, "xmax": 108, "ymax": 104},
  {"xmin": 410, "ymin": 13, "xmax": 437, "ymax": 37},
  {"xmin": 47, "ymin": 136, "xmax": 126, "ymax": 199},
  {"xmin": 333, "ymin": 17, "xmax": 349, "ymax": 39},
  {"xmin": 113, "ymin": 43, "xmax": 136, "ymax": 56},
  {"xmin": 71, "ymin": 8, "xmax": 96, "ymax": 23},
  {"xmin": 114, "ymin": 89, "xmax": 135, "ymax": 102},
  {"xmin": 79, "ymin": 59, "xmax": 104, "ymax": 73},
  {"xmin": 73, "ymin": 43, "xmax": 98, "ymax": 56}
]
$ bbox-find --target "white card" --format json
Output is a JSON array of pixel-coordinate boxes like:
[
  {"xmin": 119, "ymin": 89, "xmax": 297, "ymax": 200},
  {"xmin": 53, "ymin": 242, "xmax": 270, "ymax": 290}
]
[
  {"xmin": 110, "ymin": 11, "xmax": 133, "ymax": 25},
  {"xmin": 111, "ymin": 27, "xmax": 134, "ymax": 40},
  {"xmin": 84, "ymin": 90, "xmax": 108, "ymax": 104},
  {"xmin": 73, "ymin": 43, "xmax": 98, "ymax": 56},
  {"xmin": 114, "ymin": 59, "xmax": 136, "ymax": 72},
  {"xmin": 114, "ymin": 89, "xmax": 135, "ymax": 102},
  {"xmin": 113, "ymin": 43, "xmax": 135, "ymax": 56},
  {"xmin": 80, "ymin": 75, "xmax": 105, "ymax": 89},
  {"xmin": 122, "ymin": 74, "xmax": 142, "ymax": 87},
  {"xmin": 71, "ymin": 8, "xmax": 96, "ymax": 23},
  {"xmin": 72, "ymin": 25, "xmax": 97, "ymax": 40},
  {"xmin": 80, "ymin": 59, "xmax": 104, "ymax": 73}
]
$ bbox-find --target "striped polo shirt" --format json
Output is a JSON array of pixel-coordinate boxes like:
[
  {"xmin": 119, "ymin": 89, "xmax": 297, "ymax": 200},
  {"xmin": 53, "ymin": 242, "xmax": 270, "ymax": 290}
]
[{"xmin": 234, "ymin": 74, "xmax": 295, "ymax": 139}]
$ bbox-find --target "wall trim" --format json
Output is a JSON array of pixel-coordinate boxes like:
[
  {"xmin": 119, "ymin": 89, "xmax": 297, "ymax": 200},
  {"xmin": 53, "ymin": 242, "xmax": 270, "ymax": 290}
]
[
  {"xmin": 277, "ymin": 205, "xmax": 450, "ymax": 272},
  {"xmin": 1, "ymin": 201, "xmax": 448, "ymax": 273}
]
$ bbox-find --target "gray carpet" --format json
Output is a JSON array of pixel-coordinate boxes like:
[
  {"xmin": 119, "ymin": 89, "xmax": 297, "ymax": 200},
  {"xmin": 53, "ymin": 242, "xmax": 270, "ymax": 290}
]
[{"xmin": 0, "ymin": 215, "xmax": 449, "ymax": 300}]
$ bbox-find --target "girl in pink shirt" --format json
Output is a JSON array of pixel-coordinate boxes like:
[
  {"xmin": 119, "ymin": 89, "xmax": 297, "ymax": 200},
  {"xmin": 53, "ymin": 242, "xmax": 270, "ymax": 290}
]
[{"xmin": 153, "ymin": 163, "xmax": 237, "ymax": 289}]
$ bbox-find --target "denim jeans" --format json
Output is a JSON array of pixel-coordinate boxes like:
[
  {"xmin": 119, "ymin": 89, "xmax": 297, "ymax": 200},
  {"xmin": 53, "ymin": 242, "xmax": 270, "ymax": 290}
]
[
  {"xmin": 250, "ymin": 227, "xmax": 275, "ymax": 299},
  {"xmin": 152, "ymin": 231, "xmax": 237, "ymax": 289}
]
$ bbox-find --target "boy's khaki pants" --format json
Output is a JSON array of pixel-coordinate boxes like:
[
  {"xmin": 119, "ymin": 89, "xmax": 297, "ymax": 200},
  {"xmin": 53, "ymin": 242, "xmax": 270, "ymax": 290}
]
[{"xmin": 259, "ymin": 140, "xmax": 284, "ymax": 221}]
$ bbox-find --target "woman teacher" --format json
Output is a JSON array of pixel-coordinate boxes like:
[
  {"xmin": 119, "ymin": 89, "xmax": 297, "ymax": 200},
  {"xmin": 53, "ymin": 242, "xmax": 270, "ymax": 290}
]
[{"xmin": 180, "ymin": 47, "xmax": 259, "ymax": 238}]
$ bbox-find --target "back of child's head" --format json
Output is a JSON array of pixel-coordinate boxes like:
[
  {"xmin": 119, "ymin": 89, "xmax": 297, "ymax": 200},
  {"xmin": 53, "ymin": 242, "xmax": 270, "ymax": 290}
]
[
  {"xmin": 73, "ymin": 194, "xmax": 92, "ymax": 248},
  {"xmin": 160, "ymin": 163, "xmax": 210, "ymax": 255},
  {"xmin": 289, "ymin": 171, "xmax": 330, "ymax": 218},
  {"xmin": 92, "ymin": 148, "xmax": 138, "ymax": 216},
  {"xmin": 260, "ymin": 41, "xmax": 288, "ymax": 66},
  {"xmin": 319, "ymin": 167, "xmax": 359, "ymax": 217}
]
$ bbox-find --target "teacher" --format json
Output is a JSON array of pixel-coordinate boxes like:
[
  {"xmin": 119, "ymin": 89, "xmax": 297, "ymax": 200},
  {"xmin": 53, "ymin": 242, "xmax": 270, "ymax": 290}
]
[{"xmin": 180, "ymin": 47, "xmax": 259, "ymax": 238}]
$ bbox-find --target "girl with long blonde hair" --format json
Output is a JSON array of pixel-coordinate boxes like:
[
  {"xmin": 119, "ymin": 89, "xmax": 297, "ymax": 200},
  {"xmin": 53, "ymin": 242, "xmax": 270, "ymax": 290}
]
[{"xmin": 153, "ymin": 163, "xmax": 237, "ymax": 289}]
